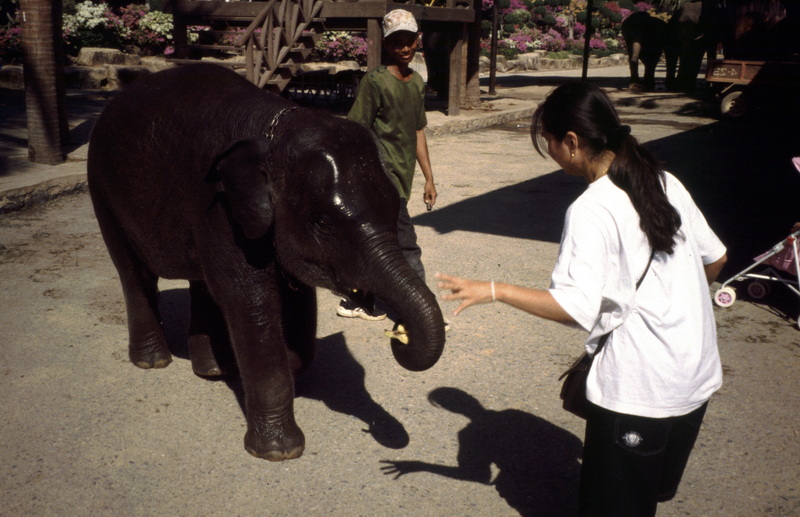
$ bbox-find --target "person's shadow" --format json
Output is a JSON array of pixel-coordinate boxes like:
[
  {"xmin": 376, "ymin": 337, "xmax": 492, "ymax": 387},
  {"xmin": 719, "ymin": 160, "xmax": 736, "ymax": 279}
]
[{"xmin": 381, "ymin": 387, "xmax": 583, "ymax": 516}]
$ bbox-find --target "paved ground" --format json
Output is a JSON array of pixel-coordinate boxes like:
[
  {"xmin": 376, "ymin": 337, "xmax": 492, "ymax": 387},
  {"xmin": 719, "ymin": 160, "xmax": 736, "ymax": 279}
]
[{"xmin": 1, "ymin": 64, "xmax": 799, "ymax": 516}]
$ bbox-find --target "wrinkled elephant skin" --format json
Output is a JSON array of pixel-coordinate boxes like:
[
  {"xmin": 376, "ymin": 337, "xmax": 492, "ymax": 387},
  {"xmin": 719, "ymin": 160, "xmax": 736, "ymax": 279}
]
[{"xmin": 87, "ymin": 64, "xmax": 446, "ymax": 461}]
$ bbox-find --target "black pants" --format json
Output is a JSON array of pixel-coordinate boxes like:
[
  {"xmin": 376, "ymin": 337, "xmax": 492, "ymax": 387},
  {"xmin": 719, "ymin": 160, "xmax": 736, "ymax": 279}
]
[
  {"xmin": 397, "ymin": 199, "xmax": 425, "ymax": 283},
  {"xmin": 578, "ymin": 402, "xmax": 708, "ymax": 517}
]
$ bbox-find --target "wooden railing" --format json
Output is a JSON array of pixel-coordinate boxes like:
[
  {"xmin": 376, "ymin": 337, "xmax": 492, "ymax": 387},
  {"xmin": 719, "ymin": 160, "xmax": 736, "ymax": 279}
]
[{"xmin": 234, "ymin": 0, "xmax": 324, "ymax": 91}]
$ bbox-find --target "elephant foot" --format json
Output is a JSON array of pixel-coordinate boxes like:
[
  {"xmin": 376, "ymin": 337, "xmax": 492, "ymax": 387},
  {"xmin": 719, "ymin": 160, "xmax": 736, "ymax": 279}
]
[
  {"xmin": 244, "ymin": 421, "xmax": 305, "ymax": 461},
  {"xmin": 189, "ymin": 335, "xmax": 235, "ymax": 377},
  {"xmin": 190, "ymin": 355, "xmax": 232, "ymax": 377},
  {"xmin": 287, "ymin": 349, "xmax": 304, "ymax": 374},
  {"xmin": 129, "ymin": 337, "xmax": 172, "ymax": 369}
]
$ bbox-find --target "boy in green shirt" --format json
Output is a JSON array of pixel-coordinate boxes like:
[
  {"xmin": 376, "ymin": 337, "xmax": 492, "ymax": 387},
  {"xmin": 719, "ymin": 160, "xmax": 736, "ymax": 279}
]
[{"xmin": 337, "ymin": 9, "xmax": 439, "ymax": 321}]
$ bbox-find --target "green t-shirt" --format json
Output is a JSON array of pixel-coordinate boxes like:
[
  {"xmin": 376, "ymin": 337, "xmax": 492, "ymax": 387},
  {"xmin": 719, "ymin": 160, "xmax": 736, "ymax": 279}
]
[{"xmin": 347, "ymin": 65, "xmax": 427, "ymax": 200}]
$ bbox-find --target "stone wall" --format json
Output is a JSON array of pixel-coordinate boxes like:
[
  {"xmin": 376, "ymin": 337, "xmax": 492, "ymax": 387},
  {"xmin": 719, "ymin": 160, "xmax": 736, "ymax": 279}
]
[
  {"xmin": 0, "ymin": 48, "xmax": 176, "ymax": 90},
  {"xmin": 480, "ymin": 51, "xmax": 628, "ymax": 74}
]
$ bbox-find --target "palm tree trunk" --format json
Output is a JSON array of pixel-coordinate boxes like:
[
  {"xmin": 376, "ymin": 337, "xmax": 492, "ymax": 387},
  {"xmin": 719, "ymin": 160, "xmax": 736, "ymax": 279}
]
[{"xmin": 20, "ymin": 0, "xmax": 69, "ymax": 165}]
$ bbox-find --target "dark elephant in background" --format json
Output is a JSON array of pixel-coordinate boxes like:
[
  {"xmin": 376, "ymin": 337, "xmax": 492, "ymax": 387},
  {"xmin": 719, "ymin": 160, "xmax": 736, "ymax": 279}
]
[
  {"xmin": 621, "ymin": 11, "xmax": 668, "ymax": 92},
  {"xmin": 421, "ymin": 24, "xmax": 449, "ymax": 100},
  {"xmin": 87, "ymin": 64, "xmax": 446, "ymax": 461},
  {"xmin": 665, "ymin": 0, "xmax": 788, "ymax": 93},
  {"xmin": 664, "ymin": 0, "xmax": 720, "ymax": 93}
]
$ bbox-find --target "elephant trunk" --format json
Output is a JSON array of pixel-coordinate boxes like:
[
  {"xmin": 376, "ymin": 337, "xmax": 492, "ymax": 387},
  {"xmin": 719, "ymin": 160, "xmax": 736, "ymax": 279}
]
[{"xmin": 358, "ymin": 236, "xmax": 446, "ymax": 372}]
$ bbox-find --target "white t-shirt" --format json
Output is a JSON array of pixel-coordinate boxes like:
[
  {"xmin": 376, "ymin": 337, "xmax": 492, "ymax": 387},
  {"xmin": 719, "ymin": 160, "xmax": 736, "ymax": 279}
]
[{"xmin": 549, "ymin": 172, "xmax": 727, "ymax": 418}]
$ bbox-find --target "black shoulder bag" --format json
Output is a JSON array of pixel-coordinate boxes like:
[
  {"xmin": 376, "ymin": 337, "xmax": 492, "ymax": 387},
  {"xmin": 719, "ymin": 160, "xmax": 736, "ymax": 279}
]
[{"xmin": 558, "ymin": 250, "xmax": 655, "ymax": 419}]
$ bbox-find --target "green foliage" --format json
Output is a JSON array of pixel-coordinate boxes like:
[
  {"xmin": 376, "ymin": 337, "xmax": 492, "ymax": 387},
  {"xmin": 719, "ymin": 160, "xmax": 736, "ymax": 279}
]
[
  {"xmin": 505, "ymin": 9, "xmax": 531, "ymax": 26},
  {"xmin": 546, "ymin": 50, "xmax": 572, "ymax": 59},
  {"xmin": 498, "ymin": 45, "xmax": 519, "ymax": 60}
]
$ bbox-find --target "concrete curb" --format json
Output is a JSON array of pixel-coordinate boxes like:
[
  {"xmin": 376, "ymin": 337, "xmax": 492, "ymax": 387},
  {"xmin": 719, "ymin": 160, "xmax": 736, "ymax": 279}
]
[
  {"xmin": 426, "ymin": 105, "xmax": 536, "ymax": 138},
  {"xmin": 0, "ymin": 173, "xmax": 88, "ymax": 214}
]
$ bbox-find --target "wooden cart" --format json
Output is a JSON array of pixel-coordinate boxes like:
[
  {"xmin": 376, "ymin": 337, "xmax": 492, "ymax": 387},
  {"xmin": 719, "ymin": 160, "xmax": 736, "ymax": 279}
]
[{"xmin": 706, "ymin": 58, "xmax": 800, "ymax": 118}]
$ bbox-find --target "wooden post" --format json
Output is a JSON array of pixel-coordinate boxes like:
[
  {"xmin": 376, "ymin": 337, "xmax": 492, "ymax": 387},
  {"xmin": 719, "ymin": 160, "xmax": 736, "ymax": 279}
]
[
  {"xmin": 20, "ymin": 0, "xmax": 69, "ymax": 164},
  {"xmin": 367, "ymin": 18, "xmax": 381, "ymax": 71},
  {"xmin": 489, "ymin": 0, "xmax": 498, "ymax": 95},
  {"xmin": 447, "ymin": 28, "xmax": 462, "ymax": 116},
  {"xmin": 464, "ymin": 12, "xmax": 482, "ymax": 109},
  {"xmin": 172, "ymin": 15, "xmax": 188, "ymax": 59}
]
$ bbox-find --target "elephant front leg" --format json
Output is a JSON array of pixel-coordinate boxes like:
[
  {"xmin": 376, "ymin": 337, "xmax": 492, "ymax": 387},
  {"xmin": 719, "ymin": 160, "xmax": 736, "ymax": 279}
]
[
  {"xmin": 279, "ymin": 279, "xmax": 317, "ymax": 373},
  {"xmin": 223, "ymin": 300, "xmax": 305, "ymax": 461}
]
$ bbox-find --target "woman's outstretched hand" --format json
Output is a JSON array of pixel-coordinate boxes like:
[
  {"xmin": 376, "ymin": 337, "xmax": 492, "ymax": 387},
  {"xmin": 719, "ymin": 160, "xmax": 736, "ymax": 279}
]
[{"xmin": 435, "ymin": 272, "xmax": 494, "ymax": 316}]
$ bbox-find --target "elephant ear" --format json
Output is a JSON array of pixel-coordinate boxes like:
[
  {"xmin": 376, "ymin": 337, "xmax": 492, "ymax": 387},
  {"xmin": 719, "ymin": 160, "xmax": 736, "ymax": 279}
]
[{"xmin": 210, "ymin": 138, "xmax": 274, "ymax": 239}]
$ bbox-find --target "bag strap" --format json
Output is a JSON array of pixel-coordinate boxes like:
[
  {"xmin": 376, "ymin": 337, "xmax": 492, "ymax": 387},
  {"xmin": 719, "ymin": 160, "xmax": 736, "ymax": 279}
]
[
  {"xmin": 636, "ymin": 249, "xmax": 656, "ymax": 290},
  {"xmin": 595, "ymin": 249, "xmax": 655, "ymax": 354}
]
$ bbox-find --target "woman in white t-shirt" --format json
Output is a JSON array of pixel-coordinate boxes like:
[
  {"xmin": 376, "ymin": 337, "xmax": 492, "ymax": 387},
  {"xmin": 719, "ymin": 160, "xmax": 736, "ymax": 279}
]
[{"xmin": 436, "ymin": 82, "xmax": 727, "ymax": 516}]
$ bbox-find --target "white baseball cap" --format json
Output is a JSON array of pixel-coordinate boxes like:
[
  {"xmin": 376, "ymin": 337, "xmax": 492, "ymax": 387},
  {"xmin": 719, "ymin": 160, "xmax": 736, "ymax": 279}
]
[{"xmin": 383, "ymin": 9, "xmax": 418, "ymax": 37}]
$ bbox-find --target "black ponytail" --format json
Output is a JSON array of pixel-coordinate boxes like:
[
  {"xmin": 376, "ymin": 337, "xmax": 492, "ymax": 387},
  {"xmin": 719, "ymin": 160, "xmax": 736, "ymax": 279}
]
[{"xmin": 531, "ymin": 82, "xmax": 681, "ymax": 254}]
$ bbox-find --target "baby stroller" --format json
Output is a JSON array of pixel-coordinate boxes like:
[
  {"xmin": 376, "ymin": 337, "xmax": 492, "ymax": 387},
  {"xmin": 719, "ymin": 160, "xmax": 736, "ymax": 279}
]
[{"xmin": 713, "ymin": 158, "xmax": 800, "ymax": 328}]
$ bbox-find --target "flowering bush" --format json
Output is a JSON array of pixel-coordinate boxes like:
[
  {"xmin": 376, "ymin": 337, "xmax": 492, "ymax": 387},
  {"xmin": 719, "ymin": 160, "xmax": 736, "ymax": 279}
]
[
  {"xmin": 312, "ymin": 31, "xmax": 368, "ymax": 66},
  {"xmin": 114, "ymin": 5, "xmax": 173, "ymax": 52},
  {"xmin": 0, "ymin": 20, "xmax": 21, "ymax": 61},
  {"xmin": 477, "ymin": 0, "xmax": 663, "ymax": 60},
  {"xmin": 62, "ymin": 1, "xmax": 173, "ymax": 55},
  {"xmin": 62, "ymin": 1, "xmax": 116, "ymax": 51}
]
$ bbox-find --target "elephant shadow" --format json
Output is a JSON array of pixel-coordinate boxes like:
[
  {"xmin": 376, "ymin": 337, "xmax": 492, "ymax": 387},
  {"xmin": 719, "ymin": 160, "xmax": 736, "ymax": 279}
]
[
  {"xmin": 155, "ymin": 292, "xmax": 409, "ymax": 450},
  {"xmin": 380, "ymin": 387, "xmax": 583, "ymax": 517},
  {"xmin": 295, "ymin": 332, "xmax": 410, "ymax": 449}
]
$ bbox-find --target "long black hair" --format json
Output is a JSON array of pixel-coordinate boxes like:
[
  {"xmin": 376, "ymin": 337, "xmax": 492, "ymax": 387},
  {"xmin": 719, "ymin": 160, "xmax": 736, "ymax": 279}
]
[{"xmin": 531, "ymin": 82, "xmax": 681, "ymax": 254}]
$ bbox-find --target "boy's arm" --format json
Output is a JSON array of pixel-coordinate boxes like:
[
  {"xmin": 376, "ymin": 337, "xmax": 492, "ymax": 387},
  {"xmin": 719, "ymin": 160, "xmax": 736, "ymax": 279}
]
[{"xmin": 416, "ymin": 129, "xmax": 437, "ymax": 208}]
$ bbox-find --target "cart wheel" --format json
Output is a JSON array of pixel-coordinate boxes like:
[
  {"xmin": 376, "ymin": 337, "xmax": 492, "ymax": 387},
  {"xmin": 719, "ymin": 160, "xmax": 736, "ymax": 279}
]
[
  {"xmin": 746, "ymin": 280, "xmax": 770, "ymax": 300},
  {"xmin": 721, "ymin": 90, "xmax": 747, "ymax": 119},
  {"xmin": 714, "ymin": 287, "xmax": 736, "ymax": 307}
]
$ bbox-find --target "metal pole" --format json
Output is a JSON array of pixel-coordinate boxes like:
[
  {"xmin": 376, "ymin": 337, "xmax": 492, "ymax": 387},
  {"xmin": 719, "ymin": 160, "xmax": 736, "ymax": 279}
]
[
  {"xmin": 489, "ymin": 0, "xmax": 498, "ymax": 95},
  {"xmin": 581, "ymin": 0, "xmax": 594, "ymax": 81}
]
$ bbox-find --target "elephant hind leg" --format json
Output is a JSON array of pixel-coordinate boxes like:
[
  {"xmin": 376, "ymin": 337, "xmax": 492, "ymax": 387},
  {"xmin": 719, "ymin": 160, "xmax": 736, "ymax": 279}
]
[
  {"xmin": 628, "ymin": 41, "xmax": 643, "ymax": 85},
  {"xmin": 91, "ymin": 193, "xmax": 171, "ymax": 368},
  {"xmin": 642, "ymin": 55, "xmax": 661, "ymax": 91},
  {"xmin": 123, "ymin": 268, "xmax": 171, "ymax": 369},
  {"xmin": 188, "ymin": 280, "xmax": 236, "ymax": 377}
]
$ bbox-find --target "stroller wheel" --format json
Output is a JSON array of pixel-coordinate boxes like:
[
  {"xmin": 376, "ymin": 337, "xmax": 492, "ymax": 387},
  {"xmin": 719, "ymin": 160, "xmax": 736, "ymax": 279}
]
[
  {"xmin": 746, "ymin": 280, "xmax": 770, "ymax": 300},
  {"xmin": 714, "ymin": 287, "xmax": 736, "ymax": 307}
]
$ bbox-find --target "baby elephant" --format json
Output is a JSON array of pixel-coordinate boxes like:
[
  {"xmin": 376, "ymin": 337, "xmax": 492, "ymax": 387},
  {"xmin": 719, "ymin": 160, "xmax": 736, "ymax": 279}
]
[{"xmin": 88, "ymin": 64, "xmax": 446, "ymax": 460}]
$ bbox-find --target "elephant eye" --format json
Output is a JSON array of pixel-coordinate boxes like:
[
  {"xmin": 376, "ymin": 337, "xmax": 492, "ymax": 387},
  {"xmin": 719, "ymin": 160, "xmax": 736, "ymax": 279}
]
[{"xmin": 311, "ymin": 213, "xmax": 336, "ymax": 235}]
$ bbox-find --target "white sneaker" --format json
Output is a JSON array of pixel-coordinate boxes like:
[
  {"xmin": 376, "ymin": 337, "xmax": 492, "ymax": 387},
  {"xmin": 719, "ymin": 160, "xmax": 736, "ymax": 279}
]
[{"xmin": 337, "ymin": 300, "xmax": 387, "ymax": 321}]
